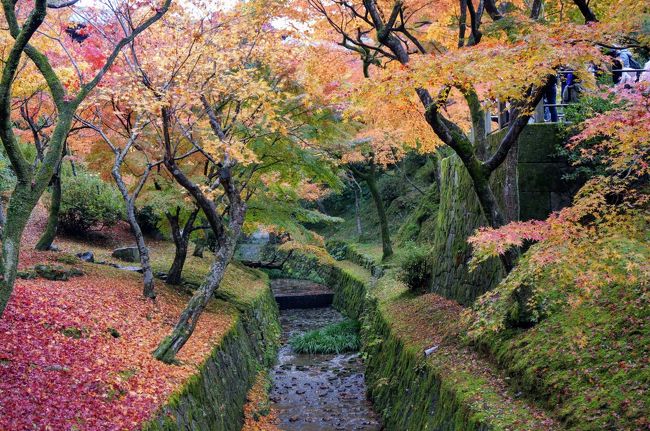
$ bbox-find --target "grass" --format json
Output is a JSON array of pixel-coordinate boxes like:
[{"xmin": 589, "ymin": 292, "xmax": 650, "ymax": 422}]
[{"xmin": 290, "ymin": 319, "xmax": 361, "ymax": 354}]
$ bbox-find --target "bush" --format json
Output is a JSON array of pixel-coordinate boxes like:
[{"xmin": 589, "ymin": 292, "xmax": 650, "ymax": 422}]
[
  {"xmin": 135, "ymin": 205, "xmax": 161, "ymax": 236},
  {"xmin": 290, "ymin": 320, "xmax": 360, "ymax": 354},
  {"xmin": 558, "ymin": 95, "xmax": 621, "ymax": 182},
  {"xmin": 397, "ymin": 244, "xmax": 432, "ymax": 291},
  {"xmin": 59, "ymin": 173, "xmax": 124, "ymax": 234}
]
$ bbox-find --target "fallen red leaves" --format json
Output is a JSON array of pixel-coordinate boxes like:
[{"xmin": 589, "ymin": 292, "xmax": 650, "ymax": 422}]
[
  {"xmin": 242, "ymin": 372, "xmax": 279, "ymax": 431},
  {"xmin": 0, "ymin": 259, "xmax": 233, "ymax": 430}
]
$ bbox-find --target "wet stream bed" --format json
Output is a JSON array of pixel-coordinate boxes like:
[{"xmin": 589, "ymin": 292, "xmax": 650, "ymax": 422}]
[{"xmin": 270, "ymin": 307, "xmax": 382, "ymax": 430}]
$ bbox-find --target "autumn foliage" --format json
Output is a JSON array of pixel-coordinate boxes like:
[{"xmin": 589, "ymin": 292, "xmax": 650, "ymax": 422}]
[{"xmin": 0, "ymin": 243, "xmax": 261, "ymax": 430}]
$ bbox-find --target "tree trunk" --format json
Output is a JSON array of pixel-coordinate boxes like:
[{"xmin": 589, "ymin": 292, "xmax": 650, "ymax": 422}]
[
  {"xmin": 572, "ymin": 0, "xmax": 598, "ymax": 22},
  {"xmin": 0, "ymin": 196, "xmax": 5, "ymax": 235},
  {"xmin": 353, "ymin": 187, "xmax": 362, "ymax": 238},
  {"xmin": 0, "ymin": 183, "xmax": 38, "ymax": 317},
  {"xmin": 35, "ymin": 170, "xmax": 61, "ymax": 251},
  {"xmin": 125, "ymin": 199, "xmax": 155, "ymax": 298},
  {"xmin": 153, "ymin": 212, "xmax": 244, "ymax": 364},
  {"xmin": 365, "ymin": 172, "xmax": 393, "ymax": 260},
  {"xmin": 112, "ymin": 164, "xmax": 155, "ymax": 299},
  {"xmin": 166, "ymin": 237, "xmax": 188, "ymax": 285},
  {"xmin": 530, "ymin": 0, "xmax": 543, "ymax": 19},
  {"xmin": 348, "ymin": 173, "xmax": 363, "ymax": 238},
  {"xmin": 165, "ymin": 208, "xmax": 198, "ymax": 285}
]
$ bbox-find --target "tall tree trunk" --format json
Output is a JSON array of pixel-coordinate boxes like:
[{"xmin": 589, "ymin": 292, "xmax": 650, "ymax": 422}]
[
  {"xmin": 365, "ymin": 172, "xmax": 393, "ymax": 260},
  {"xmin": 112, "ymin": 162, "xmax": 155, "ymax": 299},
  {"xmin": 530, "ymin": 0, "xmax": 543, "ymax": 19},
  {"xmin": 35, "ymin": 170, "xmax": 61, "ymax": 251},
  {"xmin": 353, "ymin": 185, "xmax": 362, "ymax": 238},
  {"xmin": 165, "ymin": 208, "xmax": 198, "ymax": 285},
  {"xmin": 153, "ymin": 209, "xmax": 244, "ymax": 364},
  {"xmin": 0, "ymin": 111, "xmax": 74, "ymax": 318},
  {"xmin": 0, "ymin": 196, "xmax": 6, "ymax": 236},
  {"xmin": 572, "ymin": 0, "xmax": 598, "ymax": 23},
  {"xmin": 0, "ymin": 183, "xmax": 38, "ymax": 317},
  {"xmin": 348, "ymin": 172, "xmax": 363, "ymax": 238},
  {"xmin": 166, "ymin": 240, "xmax": 188, "ymax": 285},
  {"xmin": 125, "ymin": 198, "xmax": 155, "ymax": 298}
]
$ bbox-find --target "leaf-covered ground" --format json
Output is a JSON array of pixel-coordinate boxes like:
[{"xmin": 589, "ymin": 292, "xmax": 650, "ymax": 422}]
[
  {"xmin": 369, "ymin": 269, "xmax": 560, "ymax": 430},
  {"xmin": 468, "ymin": 233, "xmax": 650, "ymax": 430},
  {"xmin": 242, "ymin": 371, "xmax": 280, "ymax": 431},
  {"xmin": 0, "ymin": 212, "xmax": 266, "ymax": 430}
]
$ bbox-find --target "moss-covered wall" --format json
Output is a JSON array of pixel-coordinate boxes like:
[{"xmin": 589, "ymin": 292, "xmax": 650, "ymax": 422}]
[
  {"xmin": 487, "ymin": 124, "xmax": 575, "ymax": 221},
  {"xmin": 428, "ymin": 124, "xmax": 573, "ymax": 305},
  {"xmin": 141, "ymin": 278, "xmax": 280, "ymax": 431},
  {"xmin": 323, "ymin": 256, "xmax": 494, "ymax": 430},
  {"xmin": 310, "ymin": 252, "xmax": 554, "ymax": 431},
  {"xmin": 428, "ymin": 155, "xmax": 505, "ymax": 305},
  {"xmin": 362, "ymin": 298, "xmax": 492, "ymax": 431}
]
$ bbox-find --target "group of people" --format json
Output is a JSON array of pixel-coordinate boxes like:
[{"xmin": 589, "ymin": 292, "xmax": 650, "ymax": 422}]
[
  {"xmin": 612, "ymin": 48, "xmax": 650, "ymax": 85},
  {"xmin": 543, "ymin": 49, "xmax": 649, "ymax": 123}
]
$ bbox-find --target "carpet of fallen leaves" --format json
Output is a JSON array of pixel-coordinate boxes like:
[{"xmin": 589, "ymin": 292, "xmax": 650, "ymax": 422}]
[
  {"xmin": 0, "ymin": 211, "xmax": 237, "ymax": 430},
  {"xmin": 242, "ymin": 372, "xmax": 279, "ymax": 431}
]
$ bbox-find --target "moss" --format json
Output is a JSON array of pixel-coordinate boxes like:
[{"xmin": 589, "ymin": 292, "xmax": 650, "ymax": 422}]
[
  {"xmin": 396, "ymin": 184, "xmax": 440, "ymax": 246},
  {"xmin": 61, "ymin": 326, "xmax": 85, "ymax": 339},
  {"xmin": 55, "ymin": 253, "xmax": 81, "ymax": 265},
  {"xmin": 307, "ymin": 253, "xmax": 558, "ymax": 430},
  {"xmin": 141, "ymin": 267, "xmax": 281, "ymax": 431},
  {"xmin": 469, "ymin": 236, "xmax": 650, "ymax": 430}
]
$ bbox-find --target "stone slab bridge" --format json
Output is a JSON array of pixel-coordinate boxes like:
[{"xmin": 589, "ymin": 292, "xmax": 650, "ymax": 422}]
[{"xmin": 270, "ymin": 279, "xmax": 334, "ymax": 309}]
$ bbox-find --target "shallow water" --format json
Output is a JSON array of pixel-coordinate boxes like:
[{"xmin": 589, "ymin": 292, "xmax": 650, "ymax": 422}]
[{"xmin": 270, "ymin": 307, "xmax": 382, "ymax": 431}]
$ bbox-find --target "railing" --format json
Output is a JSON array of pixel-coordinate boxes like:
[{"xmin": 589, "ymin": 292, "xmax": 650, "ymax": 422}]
[{"xmin": 484, "ymin": 68, "xmax": 648, "ymax": 135}]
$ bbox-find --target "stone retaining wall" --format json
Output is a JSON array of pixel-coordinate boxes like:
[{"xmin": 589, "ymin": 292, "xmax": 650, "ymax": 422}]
[{"xmin": 141, "ymin": 275, "xmax": 280, "ymax": 431}]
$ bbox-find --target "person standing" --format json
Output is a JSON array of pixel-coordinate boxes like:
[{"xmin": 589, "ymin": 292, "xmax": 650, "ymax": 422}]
[{"xmin": 543, "ymin": 74, "xmax": 559, "ymax": 122}]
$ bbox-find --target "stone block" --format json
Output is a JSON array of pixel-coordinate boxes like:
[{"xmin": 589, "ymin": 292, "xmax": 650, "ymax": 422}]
[
  {"xmin": 518, "ymin": 162, "xmax": 571, "ymax": 192},
  {"xmin": 76, "ymin": 251, "xmax": 94, "ymax": 263},
  {"xmin": 111, "ymin": 246, "xmax": 140, "ymax": 262},
  {"xmin": 519, "ymin": 192, "xmax": 551, "ymax": 221},
  {"xmin": 517, "ymin": 124, "xmax": 562, "ymax": 163}
]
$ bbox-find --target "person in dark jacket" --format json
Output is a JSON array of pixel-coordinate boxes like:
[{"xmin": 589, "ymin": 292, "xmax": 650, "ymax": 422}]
[{"xmin": 543, "ymin": 74, "xmax": 559, "ymax": 122}]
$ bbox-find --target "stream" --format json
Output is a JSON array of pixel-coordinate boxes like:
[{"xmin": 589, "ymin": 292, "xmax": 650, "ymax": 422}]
[{"xmin": 269, "ymin": 307, "xmax": 382, "ymax": 430}]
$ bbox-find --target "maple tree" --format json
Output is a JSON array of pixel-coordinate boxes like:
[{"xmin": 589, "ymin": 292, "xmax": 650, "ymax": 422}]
[
  {"xmin": 0, "ymin": 0, "xmax": 172, "ymax": 317},
  {"xmin": 77, "ymin": 103, "xmax": 159, "ymax": 298},
  {"xmin": 85, "ymin": 0, "xmax": 342, "ymax": 362},
  {"xmin": 298, "ymin": 0, "xmax": 647, "ymax": 271},
  {"xmin": 469, "ymin": 82, "xmax": 649, "ymax": 266}
]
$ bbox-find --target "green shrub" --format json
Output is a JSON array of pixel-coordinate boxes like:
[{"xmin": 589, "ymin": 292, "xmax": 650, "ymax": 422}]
[
  {"xmin": 290, "ymin": 319, "xmax": 360, "ymax": 354},
  {"xmin": 558, "ymin": 94, "xmax": 621, "ymax": 182},
  {"xmin": 59, "ymin": 173, "xmax": 124, "ymax": 234},
  {"xmin": 397, "ymin": 244, "xmax": 432, "ymax": 291},
  {"xmin": 135, "ymin": 205, "xmax": 161, "ymax": 236}
]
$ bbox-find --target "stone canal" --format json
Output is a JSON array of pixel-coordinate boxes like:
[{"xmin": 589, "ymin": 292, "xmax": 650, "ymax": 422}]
[{"xmin": 268, "ymin": 289, "xmax": 382, "ymax": 430}]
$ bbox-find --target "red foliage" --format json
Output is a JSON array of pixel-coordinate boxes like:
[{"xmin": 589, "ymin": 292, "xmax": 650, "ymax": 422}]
[{"xmin": 0, "ymin": 255, "xmax": 232, "ymax": 430}]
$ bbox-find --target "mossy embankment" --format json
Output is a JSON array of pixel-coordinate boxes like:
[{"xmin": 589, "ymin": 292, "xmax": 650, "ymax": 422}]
[
  {"xmin": 279, "ymin": 249, "xmax": 558, "ymax": 430},
  {"xmin": 303, "ymin": 124, "xmax": 647, "ymax": 429},
  {"xmin": 466, "ymin": 231, "xmax": 650, "ymax": 430},
  {"xmin": 142, "ymin": 262, "xmax": 281, "ymax": 431},
  {"xmin": 300, "ymin": 233, "xmax": 649, "ymax": 430}
]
